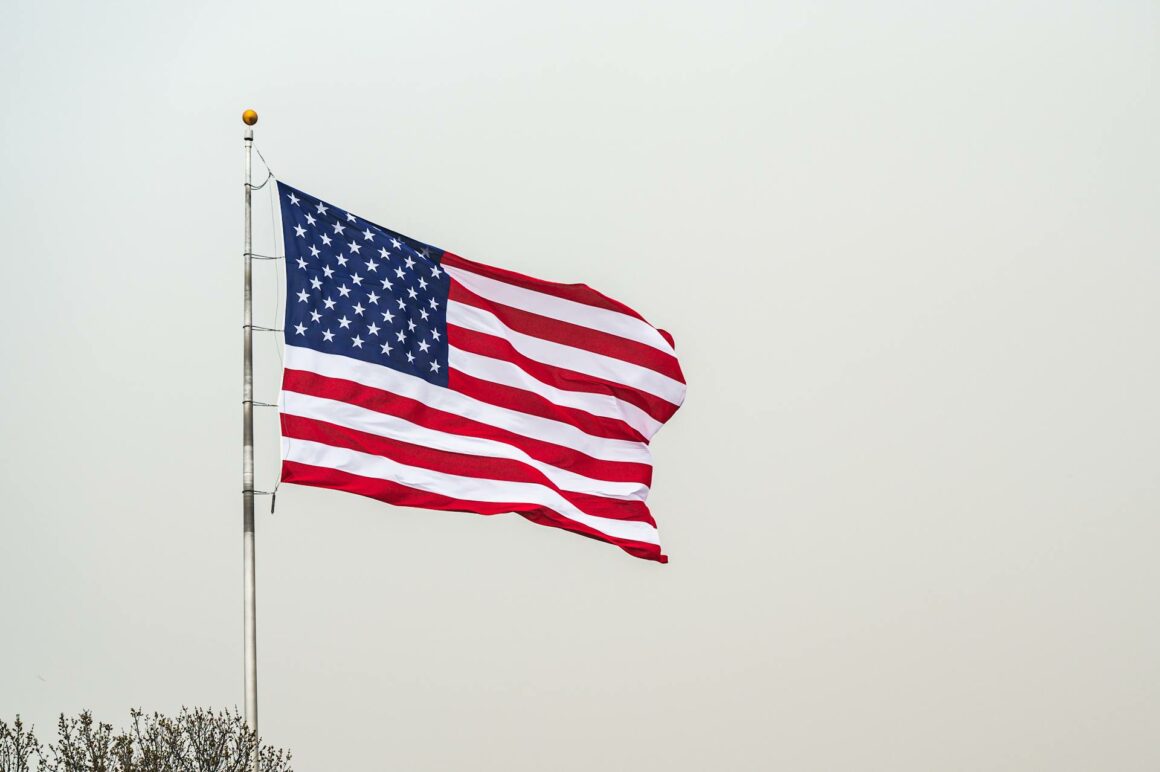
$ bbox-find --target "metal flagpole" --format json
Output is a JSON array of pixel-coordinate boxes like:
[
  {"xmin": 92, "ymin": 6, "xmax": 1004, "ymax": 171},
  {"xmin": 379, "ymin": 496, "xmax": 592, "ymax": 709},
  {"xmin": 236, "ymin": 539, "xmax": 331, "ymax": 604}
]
[{"xmin": 241, "ymin": 108, "xmax": 259, "ymax": 763}]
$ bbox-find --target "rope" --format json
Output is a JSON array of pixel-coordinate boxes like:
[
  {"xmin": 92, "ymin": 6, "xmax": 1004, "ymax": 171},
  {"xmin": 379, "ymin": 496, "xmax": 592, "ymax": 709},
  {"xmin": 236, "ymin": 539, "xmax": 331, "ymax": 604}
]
[
  {"xmin": 248, "ymin": 170, "xmax": 274, "ymax": 191},
  {"xmin": 255, "ymin": 146, "xmax": 275, "ymax": 178},
  {"xmin": 265, "ymin": 150, "xmax": 288, "ymax": 512}
]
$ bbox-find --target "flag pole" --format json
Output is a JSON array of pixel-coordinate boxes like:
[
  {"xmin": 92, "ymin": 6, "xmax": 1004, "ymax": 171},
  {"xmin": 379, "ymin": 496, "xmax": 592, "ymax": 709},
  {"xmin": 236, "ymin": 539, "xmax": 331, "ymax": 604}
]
[{"xmin": 241, "ymin": 108, "xmax": 259, "ymax": 763}]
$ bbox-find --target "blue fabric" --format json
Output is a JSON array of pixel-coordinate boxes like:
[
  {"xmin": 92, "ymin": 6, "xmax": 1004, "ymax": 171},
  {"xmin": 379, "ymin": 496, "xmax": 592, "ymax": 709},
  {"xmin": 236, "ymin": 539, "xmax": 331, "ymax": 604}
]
[{"xmin": 278, "ymin": 182, "xmax": 451, "ymax": 387}]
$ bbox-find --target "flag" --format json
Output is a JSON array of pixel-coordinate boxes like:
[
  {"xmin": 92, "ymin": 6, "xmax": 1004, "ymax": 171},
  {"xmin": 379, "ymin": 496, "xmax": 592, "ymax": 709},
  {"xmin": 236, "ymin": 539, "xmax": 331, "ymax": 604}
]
[{"xmin": 276, "ymin": 182, "xmax": 686, "ymax": 562}]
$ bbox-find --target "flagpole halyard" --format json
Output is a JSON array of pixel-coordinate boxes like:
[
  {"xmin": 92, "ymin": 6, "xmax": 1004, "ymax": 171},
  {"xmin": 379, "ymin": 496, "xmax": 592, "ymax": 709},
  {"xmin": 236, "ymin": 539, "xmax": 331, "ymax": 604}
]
[{"xmin": 241, "ymin": 108, "xmax": 259, "ymax": 767}]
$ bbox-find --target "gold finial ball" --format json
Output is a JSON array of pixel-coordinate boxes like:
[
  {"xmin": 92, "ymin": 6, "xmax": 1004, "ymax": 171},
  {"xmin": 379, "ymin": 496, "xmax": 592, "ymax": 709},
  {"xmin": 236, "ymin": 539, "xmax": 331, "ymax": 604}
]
[{"xmin": 242, "ymin": 109, "xmax": 258, "ymax": 126}]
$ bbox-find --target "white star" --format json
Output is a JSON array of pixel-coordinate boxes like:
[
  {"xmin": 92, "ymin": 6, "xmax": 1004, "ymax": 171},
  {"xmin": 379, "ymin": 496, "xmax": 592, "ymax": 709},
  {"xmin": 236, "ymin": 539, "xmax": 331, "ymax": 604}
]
[
  {"xmin": 351, "ymin": 273, "xmax": 363, "ymax": 286},
  {"xmin": 337, "ymin": 284, "xmax": 351, "ymax": 297},
  {"xmin": 351, "ymin": 335, "xmax": 364, "ymax": 348},
  {"xmin": 380, "ymin": 341, "xmax": 392, "ymax": 354},
  {"xmin": 396, "ymin": 330, "xmax": 407, "ymax": 343},
  {"xmin": 309, "ymin": 245, "xmax": 320, "ymax": 257},
  {"xmin": 294, "ymin": 323, "xmax": 307, "ymax": 336},
  {"xmin": 323, "ymin": 265, "xmax": 335, "ymax": 278},
  {"xmin": 380, "ymin": 277, "xmax": 394, "ymax": 290},
  {"xmin": 363, "ymin": 227, "xmax": 375, "ymax": 241},
  {"xmin": 332, "ymin": 222, "xmax": 345, "ymax": 235},
  {"xmin": 431, "ymin": 328, "xmax": 440, "ymax": 341},
  {"xmin": 367, "ymin": 322, "xmax": 380, "ymax": 336},
  {"xmin": 346, "ymin": 212, "xmax": 356, "ymax": 222},
  {"xmin": 429, "ymin": 361, "xmax": 440, "ymax": 373},
  {"xmin": 336, "ymin": 254, "xmax": 348, "ymax": 267},
  {"xmin": 288, "ymin": 193, "xmax": 300, "ymax": 206},
  {"xmin": 390, "ymin": 238, "xmax": 402, "ymax": 249},
  {"xmin": 310, "ymin": 276, "xmax": 322, "ymax": 290},
  {"xmin": 418, "ymin": 339, "xmax": 430, "ymax": 353},
  {"xmin": 429, "ymin": 298, "xmax": 439, "ymax": 310},
  {"xmin": 338, "ymin": 316, "xmax": 352, "ymax": 329},
  {"xmin": 431, "ymin": 265, "xmax": 442, "ymax": 277},
  {"xmin": 379, "ymin": 247, "xmax": 391, "ymax": 259},
  {"xmin": 418, "ymin": 277, "xmax": 428, "ymax": 290},
  {"xmin": 315, "ymin": 201, "xmax": 328, "ymax": 214},
  {"xmin": 419, "ymin": 308, "xmax": 429, "ymax": 321},
  {"xmin": 406, "ymin": 352, "xmax": 415, "ymax": 364},
  {"xmin": 407, "ymin": 287, "xmax": 418, "ymax": 300},
  {"xmin": 322, "ymin": 328, "xmax": 335, "ymax": 342},
  {"xmin": 404, "ymin": 256, "xmax": 416, "ymax": 270},
  {"xmin": 296, "ymin": 289, "xmax": 309, "ymax": 303},
  {"xmin": 349, "ymin": 241, "xmax": 361, "ymax": 254},
  {"xmin": 320, "ymin": 234, "xmax": 332, "ymax": 246},
  {"xmin": 294, "ymin": 225, "xmax": 306, "ymax": 238},
  {"xmin": 296, "ymin": 257, "xmax": 308, "ymax": 270},
  {"xmin": 323, "ymin": 297, "xmax": 336, "ymax": 310},
  {"xmin": 381, "ymin": 310, "xmax": 395, "ymax": 323},
  {"xmin": 397, "ymin": 298, "xmax": 406, "ymax": 310},
  {"xmin": 407, "ymin": 319, "xmax": 416, "ymax": 332},
  {"xmin": 310, "ymin": 310, "xmax": 322, "ymax": 323},
  {"xmin": 352, "ymin": 302, "xmax": 365, "ymax": 316},
  {"xmin": 305, "ymin": 213, "xmax": 316, "ymax": 226},
  {"xmin": 365, "ymin": 258, "xmax": 379, "ymax": 273},
  {"xmin": 394, "ymin": 267, "xmax": 406, "ymax": 280},
  {"xmin": 367, "ymin": 291, "xmax": 380, "ymax": 305}
]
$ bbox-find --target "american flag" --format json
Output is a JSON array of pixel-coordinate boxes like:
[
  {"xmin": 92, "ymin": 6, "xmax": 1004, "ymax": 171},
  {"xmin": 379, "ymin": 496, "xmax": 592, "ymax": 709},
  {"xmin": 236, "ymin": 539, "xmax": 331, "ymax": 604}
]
[{"xmin": 276, "ymin": 183, "xmax": 686, "ymax": 562}]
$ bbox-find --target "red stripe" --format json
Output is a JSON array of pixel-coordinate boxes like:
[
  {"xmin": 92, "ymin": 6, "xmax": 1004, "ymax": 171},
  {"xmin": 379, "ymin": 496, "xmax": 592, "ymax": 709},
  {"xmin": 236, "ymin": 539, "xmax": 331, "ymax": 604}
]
[
  {"xmin": 449, "ymin": 281, "xmax": 684, "ymax": 382},
  {"xmin": 282, "ymin": 413, "xmax": 655, "ymax": 523},
  {"xmin": 441, "ymin": 252, "xmax": 651, "ymax": 321},
  {"xmin": 281, "ymin": 368, "xmax": 653, "ymax": 487},
  {"xmin": 448, "ymin": 368, "xmax": 646, "ymax": 443},
  {"xmin": 449, "ymin": 326, "xmax": 680, "ymax": 424},
  {"xmin": 282, "ymin": 460, "xmax": 668, "ymax": 562}
]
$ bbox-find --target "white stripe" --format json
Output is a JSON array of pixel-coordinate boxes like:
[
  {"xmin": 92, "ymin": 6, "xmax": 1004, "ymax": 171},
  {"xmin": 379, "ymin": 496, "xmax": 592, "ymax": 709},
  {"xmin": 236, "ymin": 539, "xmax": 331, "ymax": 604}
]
[
  {"xmin": 449, "ymin": 345, "xmax": 664, "ymax": 440},
  {"xmin": 282, "ymin": 391, "xmax": 649, "ymax": 500},
  {"xmin": 282, "ymin": 345, "xmax": 651, "ymax": 465},
  {"xmin": 448, "ymin": 301, "xmax": 686, "ymax": 406},
  {"xmin": 446, "ymin": 265, "xmax": 677, "ymax": 356},
  {"xmin": 285, "ymin": 438, "xmax": 660, "ymax": 545}
]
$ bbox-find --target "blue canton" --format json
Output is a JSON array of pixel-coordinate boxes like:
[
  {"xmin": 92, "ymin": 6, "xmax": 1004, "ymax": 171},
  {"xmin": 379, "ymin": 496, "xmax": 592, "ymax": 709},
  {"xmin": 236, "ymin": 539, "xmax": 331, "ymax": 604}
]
[{"xmin": 278, "ymin": 183, "xmax": 450, "ymax": 387}]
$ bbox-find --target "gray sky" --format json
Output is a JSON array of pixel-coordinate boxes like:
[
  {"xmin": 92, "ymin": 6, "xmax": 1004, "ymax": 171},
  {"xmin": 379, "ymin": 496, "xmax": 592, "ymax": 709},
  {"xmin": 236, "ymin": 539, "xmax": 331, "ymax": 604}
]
[{"xmin": 2, "ymin": 1, "xmax": 1158, "ymax": 769}]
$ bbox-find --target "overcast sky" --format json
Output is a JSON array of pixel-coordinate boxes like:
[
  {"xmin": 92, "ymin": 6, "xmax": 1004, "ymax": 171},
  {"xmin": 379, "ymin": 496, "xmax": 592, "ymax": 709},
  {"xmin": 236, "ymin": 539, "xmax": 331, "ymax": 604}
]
[{"xmin": 1, "ymin": 1, "xmax": 1158, "ymax": 769}]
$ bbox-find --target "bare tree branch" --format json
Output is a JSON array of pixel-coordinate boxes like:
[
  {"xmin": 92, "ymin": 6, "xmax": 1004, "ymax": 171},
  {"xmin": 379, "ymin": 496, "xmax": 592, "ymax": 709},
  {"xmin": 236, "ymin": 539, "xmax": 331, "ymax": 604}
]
[{"xmin": 0, "ymin": 710, "xmax": 291, "ymax": 772}]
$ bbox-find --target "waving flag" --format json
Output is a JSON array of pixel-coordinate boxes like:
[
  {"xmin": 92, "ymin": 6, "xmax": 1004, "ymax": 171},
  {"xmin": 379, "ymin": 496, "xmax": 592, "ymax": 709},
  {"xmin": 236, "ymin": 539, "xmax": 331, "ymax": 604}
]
[{"xmin": 276, "ymin": 183, "xmax": 685, "ymax": 561}]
